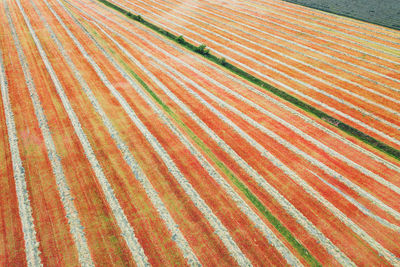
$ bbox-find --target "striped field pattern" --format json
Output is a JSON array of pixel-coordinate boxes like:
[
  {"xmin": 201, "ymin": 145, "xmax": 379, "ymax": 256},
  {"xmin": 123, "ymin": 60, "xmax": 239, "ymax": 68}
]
[{"xmin": 0, "ymin": 0, "xmax": 399, "ymax": 266}]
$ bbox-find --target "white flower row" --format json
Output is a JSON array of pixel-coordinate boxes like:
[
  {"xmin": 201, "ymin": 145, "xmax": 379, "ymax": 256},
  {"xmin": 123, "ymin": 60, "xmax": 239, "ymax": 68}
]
[
  {"xmin": 76, "ymin": 4, "xmax": 352, "ymax": 264},
  {"xmin": 160, "ymin": 50, "xmax": 400, "ymax": 228},
  {"xmin": 156, "ymin": 46, "xmax": 400, "ymax": 221},
  {"xmin": 42, "ymin": 0, "xmax": 201, "ymax": 264},
  {"xmin": 92, "ymin": 0, "xmax": 396, "ymax": 258},
  {"xmin": 136, "ymin": 7, "xmax": 400, "ymax": 175},
  {"xmin": 132, "ymin": 25, "xmax": 400, "ymax": 265},
  {"xmin": 241, "ymin": 0, "xmax": 400, "ymax": 44},
  {"xmin": 111, "ymin": 0, "xmax": 400, "ymax": 146},
  {"xmin": 207, "ymin": 0, "xmax": 400, "ymax": 63},
  {"xmin": 59, "ymin": 3, "xmax": 254, "ymax": 265},
  {"xmin": 144, "ymin": 50, "xmax": 355, "ymax": 266},
  {"xmin": 90, "ymin": 0, "xmax": 400, "ymax": 176},
  {"xmin": 0, "ymin": 7, "xmax": 42, "ymax": 266},
  {"xmin": 120, "ymin": 0, "xmax": 400, "ymax": 220},
  {"xmin": 93, "ymin": 1, "xmax": 400, "ymax": 238},
  {"xmin": 246, "ymin": 0, "xmax": 400, "ymax": 40},
  {"xmin": 217, "ymin": 1, "xmax": 400, "ymax": 79},
  {"xmin": 83, "ymin": 2, "xmax": 400, "ymax": 264},
  {"xmin": 308, "ymin": 170, "xmax": 399, "ymax": 230},
  {"xmin": 239, "ymin": 0, "xmax": 400, "ymax": 43},
  {"xmin": 127, "ymin": 4, "xmax": 399, "ymax": 251},
  {"xmin": 11, "ymin": 1, "xmax": 94, "ymax": 266},
  {"xmin": 85, "ymin": 12, "xmax": 303, "ymax": 266},
  {"xmin": 216, "ymin": 0, "xmax": 400, "ymax": 79},
  {"xmin": 207, "ymin": 67, "xmax": 400, "ymax": 174},
  {"xmin": 133, "ymin": 0, "xmax": 400, "ymax": 112},
  {"xmin": 224, "ymin": 0, "xmax": 400, "ymax": 57},
  {"xmin": 122, "ymin": 0, "xmax": 400, "ymax": 94},
  {"xmin": 13, "ymin": 0, "xmax": 149, "ymax": 265},
  {"xmin": 123, "ymin": 4, "xmax": 400, "ymax": 198},
  {"xmin": 155, "ymin": 0, "xmax": 400, "ymax": 100},
  {"xmin": 144, "ymin": 40, "xmax": 400, "ymax": 265},
  {"xmin": 51, "ymin": 0, "xmax": 400, "ymax": 266},
  {"xmin": 123, "ymin": 0, "xmax": 400, "ymax": 134},
  {"xmin": 91, "ymin": 9, "xmax": 400, "ymax": 264}
]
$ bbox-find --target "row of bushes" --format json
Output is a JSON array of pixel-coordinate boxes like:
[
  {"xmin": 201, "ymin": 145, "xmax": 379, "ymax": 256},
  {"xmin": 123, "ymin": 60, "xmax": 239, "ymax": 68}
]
[{"xmin": 96, "ymin": 0, "xmax": 400, "ymax": 161}]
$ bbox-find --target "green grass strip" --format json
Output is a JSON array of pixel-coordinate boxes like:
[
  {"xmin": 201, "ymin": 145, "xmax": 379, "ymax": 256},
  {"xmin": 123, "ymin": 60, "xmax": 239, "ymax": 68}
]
[{"xmin": 96, "ymin": 0, "xmax": 400, "ymax": 161}]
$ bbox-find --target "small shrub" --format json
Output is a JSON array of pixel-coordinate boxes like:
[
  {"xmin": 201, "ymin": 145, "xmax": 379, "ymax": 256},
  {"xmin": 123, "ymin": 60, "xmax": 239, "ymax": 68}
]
[
  {"xmin": 177, "ymin": 35, "xmax": 185, "ymax": 44},
  {"xmin": 136, "ymin": 15, "xmax": 143, "ymax": 22},
  {"xmin": 196, "ymin": 44, "xmax": 209, "ymax": 55},
  {"xmin": 126, "ymin": 12, "xmax": 133, "ymax": 17},
  {"xmin": 218, "ymin": 57, "xmax": 227, "ymax": 65}
]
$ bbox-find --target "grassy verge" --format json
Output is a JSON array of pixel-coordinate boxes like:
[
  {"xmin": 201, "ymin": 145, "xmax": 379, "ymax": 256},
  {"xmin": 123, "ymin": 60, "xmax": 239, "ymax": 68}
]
[{"xmin": 96, "ymin": 0, "xmax": 400, "ymax": 161}]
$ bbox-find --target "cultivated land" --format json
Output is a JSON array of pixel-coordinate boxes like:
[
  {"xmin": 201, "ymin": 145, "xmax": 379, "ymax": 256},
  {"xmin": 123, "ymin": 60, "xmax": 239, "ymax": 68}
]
[
  {"xmin": 282, "ymin": 0, "xmax": 400, "ymax": 31},
  {"xmin": 0, "ymin": 0, "xmax": 399, "ymax": 266}
]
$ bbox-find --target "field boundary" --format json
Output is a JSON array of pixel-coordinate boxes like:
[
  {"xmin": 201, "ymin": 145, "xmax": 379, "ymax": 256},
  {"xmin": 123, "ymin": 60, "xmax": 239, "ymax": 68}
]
[{"xmin": 96, "ymin": 0, "xmax": 400, "ymax": 161}]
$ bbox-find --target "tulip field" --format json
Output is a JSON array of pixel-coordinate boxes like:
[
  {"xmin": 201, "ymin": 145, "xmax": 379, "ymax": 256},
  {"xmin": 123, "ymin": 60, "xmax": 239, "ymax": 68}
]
[{"xmin": 0, "ymin": 0, "xmax": 399, "ymax": 266}]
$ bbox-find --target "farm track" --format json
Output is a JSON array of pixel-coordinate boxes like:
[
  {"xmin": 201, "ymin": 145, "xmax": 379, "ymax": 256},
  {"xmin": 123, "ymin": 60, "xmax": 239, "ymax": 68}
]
[{"xmin": 1, "ymin": 0, "xmax": 399, "ymax": 265}]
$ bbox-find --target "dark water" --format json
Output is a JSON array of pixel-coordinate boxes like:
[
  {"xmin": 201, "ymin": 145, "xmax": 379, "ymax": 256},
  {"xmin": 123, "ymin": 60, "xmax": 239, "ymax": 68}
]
[{"xmin": 282, "ymin": 0, "xmax": 400, "ymax": 31}]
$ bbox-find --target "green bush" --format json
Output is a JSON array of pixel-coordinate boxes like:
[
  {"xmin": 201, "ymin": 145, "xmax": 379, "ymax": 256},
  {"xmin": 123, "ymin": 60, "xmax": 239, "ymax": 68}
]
[
  {"xmin": 218, "ymin": 57, "xmax": 227, "ymax": 65},
  {"xmin": 135, "ymin": 15, "xmax": 143, "ymax": 22},
  {"xmin": 196, "ymin": 44, "xmax": 209, "ymax": 55},
  {"xmin": 177, "ymin": 35, "xmax": 185, "ymax": 44}
]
